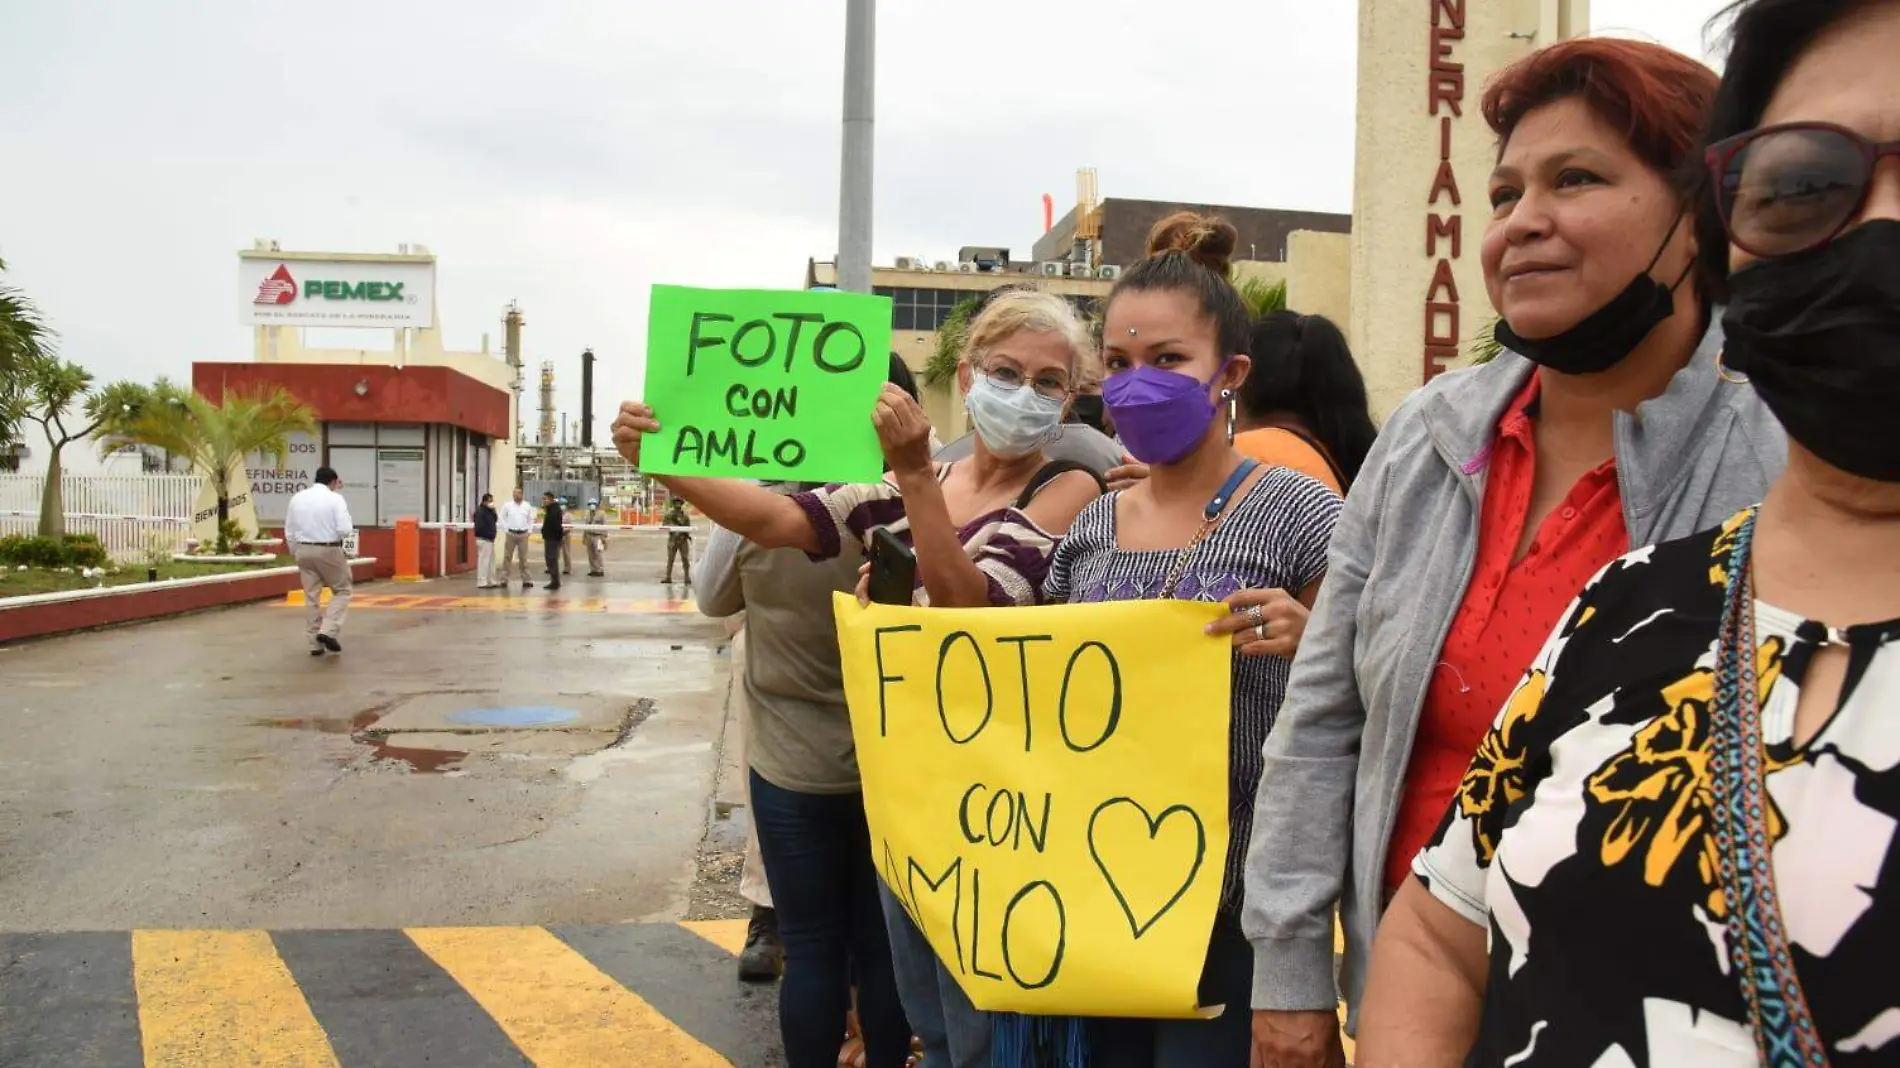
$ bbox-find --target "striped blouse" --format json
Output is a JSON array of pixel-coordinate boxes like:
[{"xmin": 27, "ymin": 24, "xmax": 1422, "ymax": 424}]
[
  {"xmin": 790, "ymin": 464, "xmax": 1062, "ymax": 607},
  {"xmin": 1044, "ymin": 467, "xmax": 1343, "ymax": 908}
]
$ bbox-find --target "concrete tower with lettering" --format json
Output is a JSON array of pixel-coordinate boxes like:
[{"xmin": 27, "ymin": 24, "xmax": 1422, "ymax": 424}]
[{"xmin": 1350, "ymin": 0, "xmax": 1589, "ymax": 417}]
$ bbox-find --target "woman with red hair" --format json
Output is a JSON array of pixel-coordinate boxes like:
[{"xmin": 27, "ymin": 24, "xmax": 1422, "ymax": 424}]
[
  {"xmin": 1361, "ymin": 0, "xmax": 1900, "ymax": 1061},
  {"xmin": 1242, "ymin": 37, "xmax": 1787, "ymax": 1067}
]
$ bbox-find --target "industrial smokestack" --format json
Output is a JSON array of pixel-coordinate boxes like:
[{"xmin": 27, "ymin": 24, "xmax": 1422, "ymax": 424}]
[
  {"xmin": 538, "ymin": 361, "xmax": 556, "ymax": 449},
  {"xmin": 581, "ymin": 348, "xmax": 595, "ymax": 448},
  {"xmin": 503, "ymin": 302, "xmax": 525, "ymax": 443}
]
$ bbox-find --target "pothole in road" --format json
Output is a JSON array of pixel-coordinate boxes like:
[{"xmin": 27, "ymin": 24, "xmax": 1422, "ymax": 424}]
[
  {"xmin": 252, "ymin": 698, "xmax": 647, "ymax": 775},
  {"xmin": 249, "ymin": 705, "xmax": 391, "ymax": 735},
  {"xmin": 252, "ymin": 702, "xmax": 466, "ymax": 774}
]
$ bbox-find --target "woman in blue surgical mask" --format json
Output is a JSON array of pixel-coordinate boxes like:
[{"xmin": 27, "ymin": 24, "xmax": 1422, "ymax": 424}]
[{"xmin": 613, "ymin": 287, "xmax": 1106, "ymax": 1068}]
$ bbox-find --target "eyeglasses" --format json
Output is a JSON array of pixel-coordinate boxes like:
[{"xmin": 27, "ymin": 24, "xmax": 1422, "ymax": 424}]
[
  {"xmin": 979, "ymin": 363, "xmax": 1071, "ymax": 401},
  {"xmin": 1706, "ymin": 121, "xmax": 1900, "ymax": 258}
]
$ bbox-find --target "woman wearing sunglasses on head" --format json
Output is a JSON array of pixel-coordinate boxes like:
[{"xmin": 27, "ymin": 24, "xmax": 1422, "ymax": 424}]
[
  {"xmin": 1357, "ymin": 1, "xmax": 1900, "ymax": 1064},
  {"xmin": 1242, "ymin": 37, "xmax": 1789, "ymax": 1068}
]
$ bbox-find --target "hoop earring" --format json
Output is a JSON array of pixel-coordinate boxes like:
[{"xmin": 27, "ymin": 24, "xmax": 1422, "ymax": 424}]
[{"xmin": 1715, "ymin": 348, "xmax": 1750, "ymax": 385}]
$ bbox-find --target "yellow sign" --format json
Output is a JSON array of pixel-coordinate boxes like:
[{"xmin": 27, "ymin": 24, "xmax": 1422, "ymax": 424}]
[{"xmin": 834, "ymin": 594, "xmax": 1232, "ymax": 1018}]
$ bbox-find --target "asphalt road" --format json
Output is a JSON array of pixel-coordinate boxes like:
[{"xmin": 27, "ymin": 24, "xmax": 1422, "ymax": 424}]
[{"xmin": 0, "ymin": 533, "xmax": 785, "ymax": 1066}]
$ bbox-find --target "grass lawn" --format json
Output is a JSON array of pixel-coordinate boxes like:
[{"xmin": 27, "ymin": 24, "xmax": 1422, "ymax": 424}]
[{"xmin": 0, "ymin": 557, "xmax": 289, "ymax": 599}]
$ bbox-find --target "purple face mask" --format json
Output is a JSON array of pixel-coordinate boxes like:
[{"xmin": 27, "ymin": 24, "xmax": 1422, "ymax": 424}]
[{"xmin": 1102, "ymin": 363, "xmax": 1226, "ymax": 466}]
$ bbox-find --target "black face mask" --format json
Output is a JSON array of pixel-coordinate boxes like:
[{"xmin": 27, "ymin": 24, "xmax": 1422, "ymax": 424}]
[
  {"xmin": 1495, "ymin": 216, "xmax": 1692, "ymax": 375},
  {"xmin": 1723, "ymin": 219, "xmax": 1900, "ymax": 484}
]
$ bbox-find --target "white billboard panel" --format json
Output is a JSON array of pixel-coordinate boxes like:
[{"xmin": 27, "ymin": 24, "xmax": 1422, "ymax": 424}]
[{"xmin": 240, "ymin": 256, "xmax": 435, "ymax": 329}]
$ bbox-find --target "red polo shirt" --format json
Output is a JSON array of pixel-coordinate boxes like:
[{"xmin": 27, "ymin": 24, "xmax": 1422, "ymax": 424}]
[{"xmin": 1383, "ymin": 375, "xmax": 1630, "ymax": 893}]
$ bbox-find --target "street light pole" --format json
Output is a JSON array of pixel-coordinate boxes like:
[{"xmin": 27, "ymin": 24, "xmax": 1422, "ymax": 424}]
[{"xmin": 837, "ymin": 0, "xmax": 875, "ymax": 294}]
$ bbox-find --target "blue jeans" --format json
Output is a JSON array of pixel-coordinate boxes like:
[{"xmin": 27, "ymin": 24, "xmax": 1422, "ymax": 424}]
[
  {"xmin": 749, "ymin": 770, "xmax": 911, "ymax": 1068},
  {"xmin": 1090, "ymin": 912, "xmax": 1255, "ymax": 1067},
  {"xmin": 878, "ymin": 882, "xmax": 992, "ymax": 1068}
]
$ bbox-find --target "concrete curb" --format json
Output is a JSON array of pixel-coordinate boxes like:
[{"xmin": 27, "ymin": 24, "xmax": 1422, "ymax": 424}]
[{"xmin": 0, "ymin": 558, "xmax": 378, "ymax": 643}]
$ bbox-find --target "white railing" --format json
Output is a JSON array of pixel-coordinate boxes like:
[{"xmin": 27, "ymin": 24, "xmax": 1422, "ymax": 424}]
[{"xmin": 0, "ymin": 474, "xmax": 204, "ymax": 561}]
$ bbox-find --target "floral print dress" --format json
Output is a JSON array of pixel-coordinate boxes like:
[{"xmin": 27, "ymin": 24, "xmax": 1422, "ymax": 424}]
[{"xmin": 1414, "ymin": 510, "xmax": 1900, "ymax": 1066}]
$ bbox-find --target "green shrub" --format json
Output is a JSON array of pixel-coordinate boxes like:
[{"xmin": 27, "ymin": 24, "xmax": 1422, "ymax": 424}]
[
  {"xmin": 61, "ymin": 533, "xmax": 107, "ymax": 568},
  {"xmin": 0, "ymin": 534, "xmax": 75, "ymax": 568}
]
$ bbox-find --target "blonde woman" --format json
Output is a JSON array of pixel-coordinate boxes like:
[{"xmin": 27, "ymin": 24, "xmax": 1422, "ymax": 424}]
[{"xmin": 614, "ymin": 288, "xmax": 1106, "ymax": 1068}]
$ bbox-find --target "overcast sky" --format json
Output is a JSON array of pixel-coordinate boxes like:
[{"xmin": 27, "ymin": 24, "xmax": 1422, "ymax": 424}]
[{"xmin": 1, "ymin": 0, "xmax": 1734, "ymax": 444}]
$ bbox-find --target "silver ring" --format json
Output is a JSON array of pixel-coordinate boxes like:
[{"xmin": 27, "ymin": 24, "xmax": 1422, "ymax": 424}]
[
  {"xmin": 1245, "ymin": 605, "xmax": 1265, "ymax": 627},
  {"xmin": 1253, "ymin": 623, "xmax": 1267, "ymax": 641}
]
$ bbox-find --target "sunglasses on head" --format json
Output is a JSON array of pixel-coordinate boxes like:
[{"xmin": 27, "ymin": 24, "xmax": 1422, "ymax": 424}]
[{"xmin": 1707, "ymin": 121, "xmax": 1900, "ymax": 259}]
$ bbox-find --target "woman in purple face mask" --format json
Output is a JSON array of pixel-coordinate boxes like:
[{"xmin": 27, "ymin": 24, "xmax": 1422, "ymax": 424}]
[{"xmin": 993, "ymin": 214, "xmax": 1345, "ymax": 1068}]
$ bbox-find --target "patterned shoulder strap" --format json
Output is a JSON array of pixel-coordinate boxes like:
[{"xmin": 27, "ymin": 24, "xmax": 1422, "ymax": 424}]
[{"xmin": 1708, "ymin": 511, "xmax": 1830, "ymax": 1068}]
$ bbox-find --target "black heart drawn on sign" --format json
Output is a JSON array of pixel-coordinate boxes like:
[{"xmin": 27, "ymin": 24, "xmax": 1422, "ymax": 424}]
[{"xmin": 1086, "ymin": 797, "xmax": 1208, "ymax": 939}]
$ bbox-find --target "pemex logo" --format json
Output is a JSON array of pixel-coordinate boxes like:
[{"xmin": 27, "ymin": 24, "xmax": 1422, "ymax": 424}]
[{"xmin": 254, "ymin": 265, "xmax": 297, "ymax": 305}]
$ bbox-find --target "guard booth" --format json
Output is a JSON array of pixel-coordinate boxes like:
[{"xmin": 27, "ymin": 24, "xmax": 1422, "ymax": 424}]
[{"xmin": 193, "ymin": 362, "xmax": 511, "ymax": 578}]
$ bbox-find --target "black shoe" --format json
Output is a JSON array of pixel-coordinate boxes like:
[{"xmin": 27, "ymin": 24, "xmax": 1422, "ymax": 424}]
[
  {"xmin": 317, "ymin": 634, "xmax": 341, "ymax": 653},
  {"xmin": 737, "ymin": 906, "xmax": 783, "ymax": 982},
  {"xmin": 547, "ymin": 583, "xmax": 561, "ymax": 591},
  {"xmin": 309, "ymin": 647, "xmax": 324, "ymax": 657},
  {"xmin": 588, "ymin": 571, "xmax": 605, "ymax": 577},
  {"xmin": 522, "ymin": 581, "xmax": 535, "ymax": 589}
]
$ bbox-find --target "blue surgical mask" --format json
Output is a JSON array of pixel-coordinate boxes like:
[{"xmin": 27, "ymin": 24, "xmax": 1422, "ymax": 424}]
[{"xmin": 965, "ymin": 374, "xmax": 1064, "ymax": 458}]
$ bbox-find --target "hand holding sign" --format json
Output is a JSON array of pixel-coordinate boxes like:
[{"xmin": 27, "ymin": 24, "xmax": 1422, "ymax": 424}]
[
  {"xmin": 640, "ymin": 285, "xmax": 892, "ymax": 483},
  {"xmin": 872, "ymin": 383, "xmax": 934, "ymax": 477},
  {"xmin": 609, "ymin": 401, "xmax": 658, "ymax": 467}
]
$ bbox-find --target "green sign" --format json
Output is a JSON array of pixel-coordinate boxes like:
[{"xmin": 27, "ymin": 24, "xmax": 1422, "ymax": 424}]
[
  {"xmin": 304, "ymin": 280, "xmax": 407, "ymax": 301},
  {"xmin": 640, "ymin": 285, "xmax": 891, "ymax": 483}
]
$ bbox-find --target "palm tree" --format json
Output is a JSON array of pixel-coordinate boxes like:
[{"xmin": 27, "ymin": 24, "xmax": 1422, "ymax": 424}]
[
  {"xmin": 12, "ymin": 353, "xmax": 149, "ymax": 537},
  {"xmin": 1468, "ymin": 313, "xmax": 1505, "ymax": 365},
  {"xmin": 1233, "ymin": 275, "xmax": 1289, "ymax": 318},
  {"xmin": 0, "ymin": 256, "xmax": 56, "ymax": 446},
  {"xmin": 100, "ymin": 380, "xmax": 318, "ymax": 553}
]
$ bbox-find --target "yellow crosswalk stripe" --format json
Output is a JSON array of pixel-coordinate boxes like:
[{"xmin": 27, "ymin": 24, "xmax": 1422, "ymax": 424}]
[
  {"xmin": 131, "ymin": 929, "xmax": 341, "ymax": 1068},
  {"xmin": 678, "ymin": 918, "xmax": 750, "ymax": 956},
  {"xmin": 406, "ymin": 926, "xmax": 732, "ymax": 1067}
]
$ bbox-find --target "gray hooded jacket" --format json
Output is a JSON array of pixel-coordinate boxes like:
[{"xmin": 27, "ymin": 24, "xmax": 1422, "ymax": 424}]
[{"xmin": 1240, "ymin": 321, "xmax": 1787, "ymax": 1028}]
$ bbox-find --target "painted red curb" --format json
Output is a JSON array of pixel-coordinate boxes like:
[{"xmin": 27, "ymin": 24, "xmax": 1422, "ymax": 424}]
[{"xmin": 0, "ymin": 559, "xmax": 377, "ymax": 644}]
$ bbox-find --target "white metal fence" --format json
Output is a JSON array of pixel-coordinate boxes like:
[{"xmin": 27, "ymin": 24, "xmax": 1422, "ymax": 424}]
[{"xmin": 0, "ymin": 474, "xmax": 204, "ymax": 561}]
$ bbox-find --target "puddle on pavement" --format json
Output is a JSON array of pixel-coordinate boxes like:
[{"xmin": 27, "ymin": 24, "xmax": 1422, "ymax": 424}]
[
  {"xmin": 448, "ymin": 706, "xmax": 579, "ymax": 728},
  {"xmin": 359, "ymin": 738, "xmax": 465, "ymax": 774},
  {"xmin": 250, "ymin": 705, "xmax": 465, "ymax": 774}
]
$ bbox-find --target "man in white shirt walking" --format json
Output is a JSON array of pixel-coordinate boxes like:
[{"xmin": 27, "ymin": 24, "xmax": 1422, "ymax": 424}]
[
  {"xmin": 284, "ymin": 466, "xmax": 355, "ymax": 656},
  {"xmin": 496, "ymin": 487, "xmax": 536, "ymax": 589}
]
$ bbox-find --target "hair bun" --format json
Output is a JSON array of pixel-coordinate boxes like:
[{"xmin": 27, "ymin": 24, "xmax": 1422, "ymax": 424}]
[{"xmin": 1145, "ymin": 211, "xmax": 1238, "ymax": 277}]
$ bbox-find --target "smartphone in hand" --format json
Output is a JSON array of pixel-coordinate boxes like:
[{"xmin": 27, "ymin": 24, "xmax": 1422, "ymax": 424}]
[{"xmin": 868, "ymin": 526, "xmax": 918, "ymax": 606}]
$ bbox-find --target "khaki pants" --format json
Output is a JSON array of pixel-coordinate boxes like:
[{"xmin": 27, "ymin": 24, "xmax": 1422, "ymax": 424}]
[
  {"xmin": 732, "ymin": 627, "xmax": 773, "ymax": 909},
  {"xmin": 666, "ymin": 534, "xmax": 692, "ymax": 582},
  {"xmin": 295, "ymin": 545, "xmax": 352, "ymax": 643},
  {"xmin": 499, "ymin": 531, "xmax": 531, "ymax": 581},
  {"xmin": 475, "ymin": 538, "xmax": 496, "ymax": 586},
  {"xmin": 559, "ymin": 535, "xmax": 572, "ymax": 574},
  {"xmin": 585, "ymin": 535, "xmax": 605, "ymax": 574}
]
